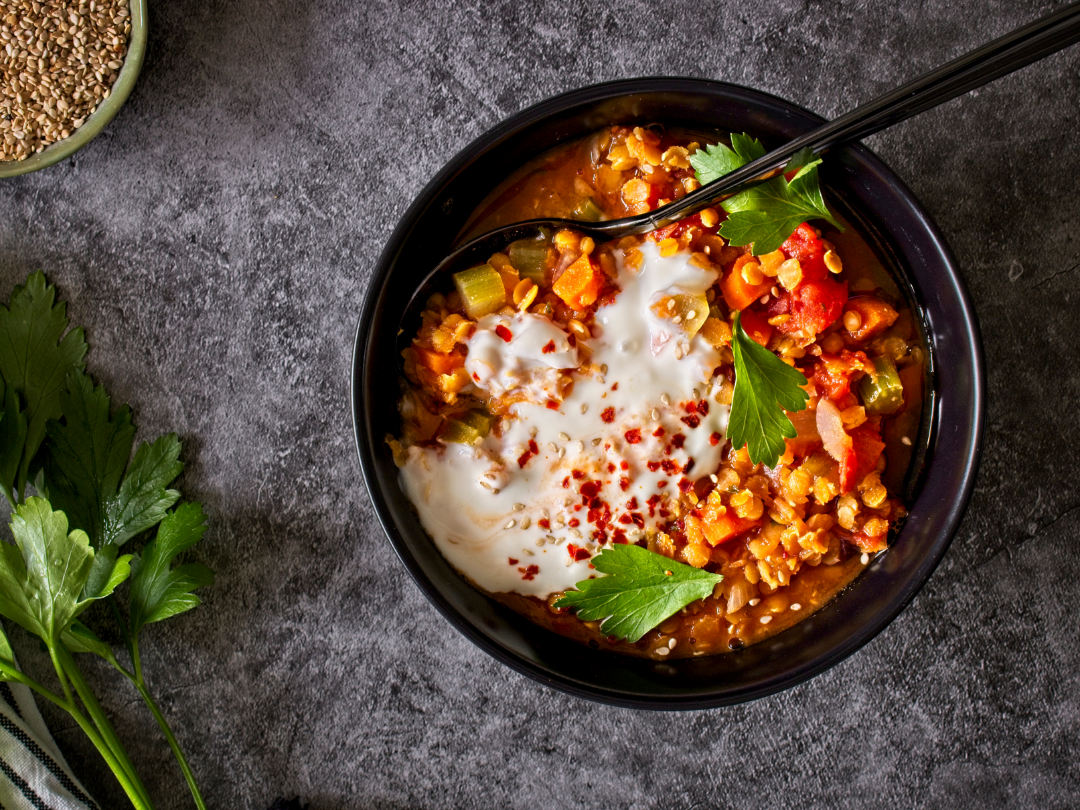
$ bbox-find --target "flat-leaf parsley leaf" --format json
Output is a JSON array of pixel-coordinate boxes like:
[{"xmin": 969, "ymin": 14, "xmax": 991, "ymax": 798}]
[
  {"xmin": 728, "ymin": 312, "xmax": 810, "ymax": 467},
  {"xmin": 689, "ymin": 134, "xmax": 842, "ymax": 255},
  {"xmin": 553, "ymin": 544, "xmax": 722, "ymax": 642}
]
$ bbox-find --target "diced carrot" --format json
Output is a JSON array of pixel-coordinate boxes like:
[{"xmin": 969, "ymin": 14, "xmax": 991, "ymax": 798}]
[
  {"xmin": 785, "ymin": 406, "xmax": 821, "ymax": 457},
  {"xmin": 720, "ymin": 254, "xmax": 772, "ymax": 311},
  {"xmin": 701, "ymin": 512, "xmax": 760, "ymax": 546},
  {"xmin": 415, "ymin": 346, "xmax": 465, "ymax": 375},
  {"xmin": 738, "ymin": 308, "xmax": 773, "ymax": 347},
  {"xmin": 552, "ymin": 254, "xmax": 602, "ymax": 310},
  {"xmin": 843, "ymin": 296, "xmax": 899, "ymax": 343}
]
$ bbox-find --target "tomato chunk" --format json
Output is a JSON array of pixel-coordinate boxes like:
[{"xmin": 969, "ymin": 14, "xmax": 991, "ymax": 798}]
[
  {"xmin": 738, "ymin": 308, "xmax": 773, "ymax": 347},
  {"xmin": 781, "ymin": 222, "xmax": 828, "ymax": 284},
  {"xmin": 772, "ymin": 278, "xmax": 848, "ymax": 337}
]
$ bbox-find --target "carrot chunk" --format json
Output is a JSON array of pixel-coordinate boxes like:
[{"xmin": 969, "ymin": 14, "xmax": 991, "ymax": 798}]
[
  {"xmin": 720, "ymin": 254, "xmax": 773, "ymax": 311},
  {"xmin": 415, "ymin": 346, "xmax": 465, "ymax": 375},
  {"xmin": 844, "ymin": 296, "xmax": 899, "ymax": 343},
  {"xmin": 552, "ymin": 254, "xmax": 602, "ymax": 310},
  {"xmin": 701, "ymin": 512, "xmax": 760, "ymax": 546}
]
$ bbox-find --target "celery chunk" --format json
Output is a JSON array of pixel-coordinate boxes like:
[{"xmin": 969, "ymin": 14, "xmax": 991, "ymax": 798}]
[
  {"xmin": 508, "ymin": 239, "xmax": 549, "ymax": 285},
  {"xmin": 441, "ymin": 409, "xmax": 495, "ymax": 445},
  {"xmin": 453, "ymin": 264, "xmax": 506, "ymax": 319},
  {"xmin": 572, "ymin": 197, "xmax": 604, "ymax": 222},
  {"xmin": 858, "ymin": 356, "xmax": 905, "ymax": 415}
]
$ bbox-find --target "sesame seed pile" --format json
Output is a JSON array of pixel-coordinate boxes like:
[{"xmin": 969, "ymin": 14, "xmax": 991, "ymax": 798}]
[{"xmin": 1, "ymin": 0, "xmax": 130, "ymax": 161}]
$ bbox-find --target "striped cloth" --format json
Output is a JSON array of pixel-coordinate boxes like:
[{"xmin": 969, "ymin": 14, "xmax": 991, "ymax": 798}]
[{"xmin": 0, "ymin": 677, "xmax": 97, "ymax": 810}]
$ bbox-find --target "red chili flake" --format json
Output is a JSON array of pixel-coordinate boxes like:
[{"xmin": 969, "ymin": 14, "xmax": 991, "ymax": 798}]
[
  {"xmin": 568, "ymin": 518, "xmax": 580, "ymax": 527},
  {"xmin": 588, "ymin": 563, "xmax": 596, "ymax": 569},
  {"xmin": 562, "ymin": 475, "xmax": 570, "ymax": 489},
  {"xmin": 661, "ymin": 459, "xmax": 680, "ymax": 476},
  {"xmin": 681, "ymin": 414, "xmax": 701, "ymax": 429},
  {"xmin": 612, "ymin": 529, "xmax": 628, "ymax": 544},
  {"xmin": 607, "ymin": 462, "xmax": 616, "ymax": 473},
  {"xmin": 683, "ymin": 457, "xmax": 695, "ymax": 474},
  {"xmin": 611, "ymin": 382, "xmax": 619, "ymax": 391},
  {"xmin": 546, "ymin": 400, "xmax": 559, "ymax": 410},
  {"xmin": 709, "ymin": 432, "xmax": 722, "ymax": 446},
  {"xmin": 631, "ymin": 512, "xmax": 644, "ymax": 527},
  {"xmin": 698, "ymin": 400, "xmax": 710, "ymax": 415},
  {"xmin": 567, "ymin": 333, "xmax": 577, "ymax": 348},
  {"xmin": 671, "ymin": 434, "xmax": 686, "ymax": 449},
  {"xmin": 646, "ymin": 494, "xmax": 661, "ymax": 517},
  {"xmin": 519, "ymin": 564, "xmax": 540, "ymax": 581},
  {"xmin": 567, "ymin": 544, "xmax": 590, "ymax": 562},
  {"xmin": 472, "ymin": 372, "xmax": 481, "ymax": 382},
  {"xmin": 647, "ymin": 461, "xmax": 661, "ymax": 472},
  {"xmin": 601, "ymin": 407, "xmax": 615, "ymax": 423},
  {"xmin": 658, "ymin": 480, "xmax": 668, "ymax": 488},
  {"xmin": 495, "ymin": 324, "xmax": 513, "ymax": 343},
  {"xmin": 619, "ymin": 476, "xmax": 631, "ymax": 491},
  {"xmin": 659, "ymin": 508, "xmax": 671, "ymax": 518},
  {"xmin": 624, "ymin": 428, "xmax": 642, "ymax": 444},
  {"xmin": 678, "ymin": 477, "xmax": 694, "ymax": 493},
  {"xmin": 508, "ymin": 558, "xmax": 519, "ymax": 566},
  {"xmin": 591, "ymin": 528, "xmax": 608, "ymax": 542},
  {"xmin": 580, "ymin": 481, "xmax": 602, "ymax": 498},
  {"xmin": 653, "ymin": 427, "xmax": 665, "ymax": 438},
  {"xmin": 685, "ymin": 400, "xmax": 698, "ymax": 414},
  {"xmin": 626, "ymin": 497, "xmax": 638, "ymax": 510},
  {"xmin": 517, "ymin": 439, "xmax": 539, "ymax": 469},
  {"xmin": 541, "ymin": 339, "xmax": 556, "ymax": 354},
  {"xmin": 618, "ymin": 514, "xmax": 633, "ymax": 525},
  {"xmin": 538, "ymin": 518, "xmax": 551, "ymax": 530},
  {"xmin": 571, "ymin": 470, "xmax": 585, "ymax": 480}
]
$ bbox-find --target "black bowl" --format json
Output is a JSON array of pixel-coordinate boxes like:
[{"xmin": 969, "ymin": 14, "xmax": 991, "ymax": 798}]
[{"xmin": 351, "ymin": 78, "xmax": 984, "ymax": 709}]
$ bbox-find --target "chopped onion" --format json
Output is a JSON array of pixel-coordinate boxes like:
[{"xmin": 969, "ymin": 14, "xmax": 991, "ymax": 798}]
[{"xmin": 726, "ymin": 577, "xmax": 756, "ymax": 614}]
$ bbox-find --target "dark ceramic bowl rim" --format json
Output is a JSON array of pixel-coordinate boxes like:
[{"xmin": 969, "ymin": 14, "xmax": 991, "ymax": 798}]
[{"xmin": 351, "ymin": 77, "xmax": 984, "ymax": 709}]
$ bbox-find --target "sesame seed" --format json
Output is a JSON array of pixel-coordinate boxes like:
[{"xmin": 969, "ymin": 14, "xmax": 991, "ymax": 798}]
[
  {"xmin": 535, "ymin": 538, "xmax": 545, "ymax": 547},
  {"xmin": 667, "ymin": 299, "xmax": 675, "ymax": 310},
  {"xmin": 759, "ymin": 294, "xmax": 770, "ymax": 305},
  {"xmin": 558, "ymin": 447, "xmax": 565, "ymax": 459},
  {"xmin": 760, "ymin": 616, "xmax": 772, "ymax": 624},
  {"xmin": 577, "ymin": 441, "xmax": 585, "ymax": 453},
  {"xmin": 504, "ymin": 519, "xmax": 516, "ymax": 529},
  {"xmin": 710, "ymin": 474, "xmax": 718, "ymax": 483},
  {"xmin": 564, "ymin": 558, "xmax": 572, "ymax": 567},
  {"xmin": 661, "ymin": 393, "xmax": 671, "ymax": 405},
  {"xmin": 686, "ymin": 311, "xmax": 696, "ymax": 320},
  {"xmin": 555, "ymin": 516, "xmax": 565, "ymax": 526},
  {"xmin": 656, "ymin": 647, "xmax": 670, "ymax": 656},
  {"xmin": 901, "ymin": 436, "xmax": 912, "ymax": 446},
  {"xmin": 592, "ymin": 438, "xmax": 602, "ymax": 446},
  {"xmin": 748, "ymin": 598, "xmax": 760, "ymax": 607},
  {"xmin": 522, "ymin": 548, "xmax": 534, "ymax": 556},
  {"xmin": 540, "ymin": 508, "xmax": 549, "ymax": 518},
  {"xmin": 558, "ymin": 432, "xmax": 570, "ymax": 442},
  {"xmin": 546, "ymin": 535, "xmax": 557, "ymax": 543},
  {"xmin": 596, "ymin": 375, "xmax": 605, "ymax": 384},
  {"xmin": 570, "ymin": 528, "xmax": 581, "ymax": 538},
  {"xmin": 563, "ymin": 497, "xmax": 572, "ymax": 506},
  {"xmin": 600, "ymin": 364, "xmax": 608, "ymax": 374},
  {"xmin": 484, "ymin": 472, "xmax": 497, "ymax": 480},
  {"xmin": 692, "ymin": 388, "xmax": 700, "ymax": 400},
  {"xmin": 790, "ymin": 603, "xmax": 802, "ymax": 611},
  {"xmin": 513, "ymin": 503, "xmax": 525, "ymax": 511},
  {"xmin": 674, "ymin": 345, "xmax": 683, "ymax": 360},
  {"xmin": 668, "ymin": 638, "xmax": 676, "ymax": 649},
  {"xmin": 548, "ymin": 442, "xmax": 558, "ymax": 452},
  {"xmin": 651, "ymin": 409, "xmax": 660, "ymax": 421},
  {"xmin": 581, "ymin": 403, "xmax": 588, "ymax": 414},
  {"xmin": 672, "ymin": 315, "xmax": 682, "ymax": 324},
  {"xmin": 479, "ymin": 480, "xmax": 493, "ymax": 490},
  {"xmin": 520, "ymin": 516, "xmax": 531, "ymax": 529},
  {"xmin": 529, "ymin": 427, "xmax": 538, "ymax": 438},
  {"xmin": 861, "ymin": 553, "xmax": 870, "ymax": 564}
]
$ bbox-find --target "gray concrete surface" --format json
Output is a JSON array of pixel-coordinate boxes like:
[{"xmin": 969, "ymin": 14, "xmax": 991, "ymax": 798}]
[{"xmin": 1, "ymin": 0, "xmax": 1078, "ymax": 807}]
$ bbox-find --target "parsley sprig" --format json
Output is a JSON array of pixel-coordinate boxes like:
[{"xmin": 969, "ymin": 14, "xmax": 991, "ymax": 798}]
[
  {"xmin": 0, "ymin": 273, "xmax": 210, "ymax": 810},
  {"xmin": 729, "ymin": 312, "xmax": 810, "ymax": 467},
  {"xmin": 553, "ymin": 544, "xmax": 722, "ymax": 642},
  {"xmin": 689, "ymin": 133, "xmax": 842, "ymax": 255}
]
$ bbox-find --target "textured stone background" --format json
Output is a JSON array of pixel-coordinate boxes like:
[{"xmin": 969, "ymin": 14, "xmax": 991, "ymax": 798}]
[{"xmin": 1, "ymin": 0, "xmax": 1079, "ymax": 807}]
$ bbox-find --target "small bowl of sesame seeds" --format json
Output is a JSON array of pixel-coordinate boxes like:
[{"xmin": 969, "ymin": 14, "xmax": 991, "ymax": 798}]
[{"xmin": 0, "ymin": 0, "xmax": 146, "ymax": 176}]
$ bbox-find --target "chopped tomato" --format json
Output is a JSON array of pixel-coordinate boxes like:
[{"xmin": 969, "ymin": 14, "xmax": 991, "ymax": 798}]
[
  {"xmin": 738, "ymin": 308, "xmax": 773, "ymax": 347},
  {"xmin": 851, "ymin": 421, "xmax": 886, "ymax": 481},
  {"xmin": 647, "ymin": 213, "xmax": 702, "ymax": 243},
  {"xmin": 771, "ymin": 278, "xmax": 848, "ymax": 337},
  {"xmin": 812, "ymin": 350, "xmax": 875, "ymax": 402},
  {"xmin": 782, "ymin": 222, "xmax": 828, "ymax": 284}
]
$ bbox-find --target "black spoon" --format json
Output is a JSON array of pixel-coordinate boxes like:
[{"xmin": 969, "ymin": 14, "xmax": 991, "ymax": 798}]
[{"xmin": 419, "ymin": 1, "xmax": 1080, "ymax": 291}]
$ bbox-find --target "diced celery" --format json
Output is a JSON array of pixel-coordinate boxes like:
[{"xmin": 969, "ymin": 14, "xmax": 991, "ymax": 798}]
[
  {"xmin": 453, "ymin": 263, "xmax": 506, "ymax": 319},
  {"xmin": 440, "ymin": 409, "xmax": 495, "ymax": 445},
  {"xmin": 571, "ymin": 197, "xmax": 604, "ymax": 222},
  {"xmin": 858, "ymin": 355, "xmax": 905, "ymax": 415},
  {"xmin": 508, "ymin": 238, "xmax": 549, "ymax": 285}
]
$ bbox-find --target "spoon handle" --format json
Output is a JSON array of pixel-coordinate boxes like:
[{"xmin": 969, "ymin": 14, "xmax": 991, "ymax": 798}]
[{"xmin": 615, "ymin": 1, "xmax": 1080, "ymax": 234}]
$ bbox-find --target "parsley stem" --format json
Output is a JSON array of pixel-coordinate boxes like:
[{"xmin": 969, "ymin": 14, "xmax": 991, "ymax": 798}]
[
  {"xmin": 57, "ymin": 644, "xmax": 155, "ymax": 810},
  {"xmin": 0, "ymin": 660, "xmax": 65, "ymax": 710},
  {"xmin": 67, "ymin": 701, "xmax": 151, "ymax": 810},
  {"xmin": 129, "ymin": 642, "xmax": 208, "ymax": 810}
]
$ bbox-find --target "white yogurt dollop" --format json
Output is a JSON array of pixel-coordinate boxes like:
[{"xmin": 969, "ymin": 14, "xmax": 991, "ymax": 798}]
[{"xmin": 400, "ymin": 242, "xmax": 731, "ymax": 598}]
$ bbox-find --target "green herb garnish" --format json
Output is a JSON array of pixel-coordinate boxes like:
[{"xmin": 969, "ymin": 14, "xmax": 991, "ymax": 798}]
[
  {"xmin": 690, "ymin": 133, "xmax": 842, "ymax": 254},
  {"xmin": 0, "ymin": 272, "xmax": 211, "ymax": 810},
  {"xmin": 553, "ymin": 544, "xmax": 722, "ymax": 642},
  {"xmin": 728, "ymin": 312, "xmax": 810, "ymax": 467}
]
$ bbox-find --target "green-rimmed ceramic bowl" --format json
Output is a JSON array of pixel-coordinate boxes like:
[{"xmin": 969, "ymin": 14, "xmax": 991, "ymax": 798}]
[{"xmin": 0, "ymin": 0, "xmax": 147, "ymax": 178}]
